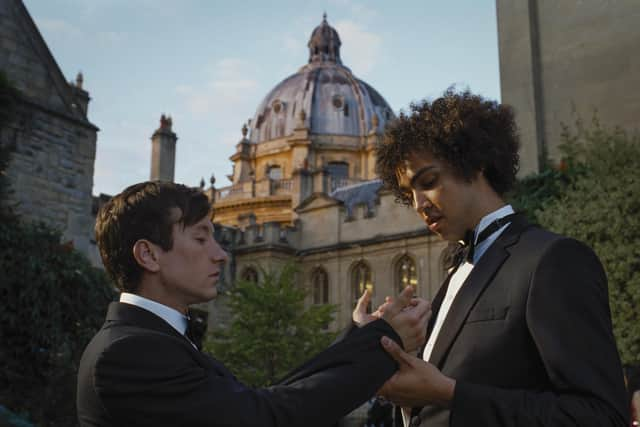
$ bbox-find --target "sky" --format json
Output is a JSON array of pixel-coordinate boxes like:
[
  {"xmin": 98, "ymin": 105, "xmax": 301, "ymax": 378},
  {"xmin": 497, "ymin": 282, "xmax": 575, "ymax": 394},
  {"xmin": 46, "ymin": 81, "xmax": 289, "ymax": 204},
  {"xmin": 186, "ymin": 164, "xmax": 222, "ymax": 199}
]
[{"xmin": 22, "ymin": 0, "xmax": 501, "ymax": 197}]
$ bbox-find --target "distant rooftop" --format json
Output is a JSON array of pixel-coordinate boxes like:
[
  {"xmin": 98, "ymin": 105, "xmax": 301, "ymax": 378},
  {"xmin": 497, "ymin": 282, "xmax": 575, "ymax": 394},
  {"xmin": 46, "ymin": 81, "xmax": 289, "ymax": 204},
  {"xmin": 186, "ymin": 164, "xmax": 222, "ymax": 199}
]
[{"xmin": 330, "ymin": 179, "xmax": 383, "ymax": 218}]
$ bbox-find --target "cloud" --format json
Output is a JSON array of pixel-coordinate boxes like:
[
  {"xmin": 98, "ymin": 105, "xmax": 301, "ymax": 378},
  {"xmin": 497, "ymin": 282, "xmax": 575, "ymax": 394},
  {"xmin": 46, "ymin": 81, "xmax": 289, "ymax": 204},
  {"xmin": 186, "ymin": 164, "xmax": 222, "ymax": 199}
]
[
  {"xmin": 333, "ymin": 20, "xmax": 381, "ymax": 76},
  {"xmin": 176, "ymin": 58, "xmax": 259, "ymax": 116}
]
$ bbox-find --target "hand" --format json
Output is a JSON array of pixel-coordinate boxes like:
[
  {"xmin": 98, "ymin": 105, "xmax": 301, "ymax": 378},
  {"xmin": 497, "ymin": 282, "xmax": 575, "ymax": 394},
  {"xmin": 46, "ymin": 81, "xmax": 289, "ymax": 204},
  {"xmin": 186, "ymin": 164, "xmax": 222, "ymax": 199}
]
[
  {"xmin": 352, "ymin": 288, "xmax": 378, "ymax": 327},
  {"xmin": 377, "ymin": 336, "xmax": 456, "ymax": 408},
  {"xmin": 381, "ymin": 286, "xmax": 431, "ymax": 353}
]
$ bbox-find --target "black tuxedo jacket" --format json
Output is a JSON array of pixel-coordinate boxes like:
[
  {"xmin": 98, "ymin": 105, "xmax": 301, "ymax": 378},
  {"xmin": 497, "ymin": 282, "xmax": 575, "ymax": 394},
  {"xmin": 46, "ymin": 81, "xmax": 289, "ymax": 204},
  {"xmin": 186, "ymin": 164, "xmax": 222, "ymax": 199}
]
[
  {"xmin": 77, "ymin": 302, "xmax": 402, "ymax": 427},
  {"xmin": 411, "ymin": 215, "xmax": 628, "ymax": 427}
]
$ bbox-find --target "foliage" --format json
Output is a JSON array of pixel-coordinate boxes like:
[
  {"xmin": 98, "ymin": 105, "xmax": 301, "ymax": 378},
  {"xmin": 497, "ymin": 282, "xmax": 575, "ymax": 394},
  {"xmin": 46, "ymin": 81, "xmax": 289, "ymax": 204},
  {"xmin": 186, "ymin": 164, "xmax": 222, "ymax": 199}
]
[
  {"xmin": 205, "ymin": 263, "xmax": 337, "ymax": 387},
  {"xmin": 0, "ymin": 70, "xmax": 117, "ymax": 426},
  {"xmin": 508, "ymin": 166, "xmax": 571, "ymax": 224},
  {"xmin": 526, "ymin": 119, "xmax": 640, "ymax": 365}
]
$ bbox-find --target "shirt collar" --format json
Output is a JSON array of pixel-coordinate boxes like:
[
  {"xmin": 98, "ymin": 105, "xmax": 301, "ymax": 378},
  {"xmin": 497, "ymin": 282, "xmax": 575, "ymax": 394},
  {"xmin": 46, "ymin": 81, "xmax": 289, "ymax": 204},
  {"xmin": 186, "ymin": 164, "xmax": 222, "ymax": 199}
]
[
  {"xmin": 473, "ymin": 204, "xmax": 515, "ymax": 245},
  {"xmin": 119, "ymin": 292, "xmax": 188, "ymax": 335}
]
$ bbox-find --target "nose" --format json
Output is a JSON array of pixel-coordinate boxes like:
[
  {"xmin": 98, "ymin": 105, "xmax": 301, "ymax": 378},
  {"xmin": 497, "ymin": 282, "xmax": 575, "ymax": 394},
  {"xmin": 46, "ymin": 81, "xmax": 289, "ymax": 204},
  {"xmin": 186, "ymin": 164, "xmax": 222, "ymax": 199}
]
[
  {"xmin": 413, "ymin": 191, "xmax": 431, "ymax": 213},
  {"xmin": 211, "ymin": 239, "xmax": 229, "ymax": 264}
]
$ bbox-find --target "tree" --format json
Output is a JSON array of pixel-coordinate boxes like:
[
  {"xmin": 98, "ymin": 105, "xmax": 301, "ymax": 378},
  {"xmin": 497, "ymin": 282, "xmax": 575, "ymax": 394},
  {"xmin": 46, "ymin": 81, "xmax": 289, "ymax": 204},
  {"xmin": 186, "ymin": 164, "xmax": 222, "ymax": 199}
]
[
  {"xmin": 0, "ymin": 70, "xmax": 116, "ymax": 426},
  {"xmin": 205, "ymin": 263, "xmax": 337, "ymax": 386},
  {"xmin": 514, "ymin": 119, "xmax": 640, "ymax": 366}
]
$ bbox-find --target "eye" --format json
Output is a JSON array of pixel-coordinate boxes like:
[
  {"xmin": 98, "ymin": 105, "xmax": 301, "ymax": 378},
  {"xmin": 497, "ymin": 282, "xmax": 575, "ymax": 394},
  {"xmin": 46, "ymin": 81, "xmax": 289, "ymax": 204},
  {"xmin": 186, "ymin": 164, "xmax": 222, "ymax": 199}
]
[
  {"xmin": 195, "ymin": 237, "xmax": 206, "ymax": 244},
  {"xmin": 416, "ymin": 176, "xmax": 437, "ymax": 190}
]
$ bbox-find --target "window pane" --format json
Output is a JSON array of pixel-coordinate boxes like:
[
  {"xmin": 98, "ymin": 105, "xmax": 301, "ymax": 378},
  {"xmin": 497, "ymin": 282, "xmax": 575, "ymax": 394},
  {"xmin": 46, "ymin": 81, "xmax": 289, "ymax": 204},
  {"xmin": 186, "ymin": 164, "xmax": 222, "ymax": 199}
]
[
  {"xmin": 352, "ymin": 262, "xmax": 372, "ymax": 313},
  {"xmin": 268, "ymin": 166, "xmax": 282, "ymax": 180},
  {"xmin": 312, "ymin": 268, "xmax": 329, "ymax": 305},
  {"xmin": 396, "ymin": 256, "xmax": 417, "ymax": 294}
]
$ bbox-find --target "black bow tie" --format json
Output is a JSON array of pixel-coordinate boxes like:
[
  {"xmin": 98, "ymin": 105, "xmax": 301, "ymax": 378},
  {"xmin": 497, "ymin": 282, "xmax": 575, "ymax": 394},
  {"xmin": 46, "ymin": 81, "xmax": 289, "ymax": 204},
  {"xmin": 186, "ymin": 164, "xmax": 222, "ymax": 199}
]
[{"xmin": 458, "ymin": 213, "xmax": 518, "ymax": 265}]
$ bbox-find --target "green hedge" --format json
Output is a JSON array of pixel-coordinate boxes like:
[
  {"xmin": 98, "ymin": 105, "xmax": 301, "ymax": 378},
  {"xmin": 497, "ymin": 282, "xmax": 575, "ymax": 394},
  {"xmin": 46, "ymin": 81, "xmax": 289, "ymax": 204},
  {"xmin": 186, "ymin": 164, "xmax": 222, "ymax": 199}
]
[{"xmin": 509, "ymin": 119, "xmax": 640, "ymax": 366}]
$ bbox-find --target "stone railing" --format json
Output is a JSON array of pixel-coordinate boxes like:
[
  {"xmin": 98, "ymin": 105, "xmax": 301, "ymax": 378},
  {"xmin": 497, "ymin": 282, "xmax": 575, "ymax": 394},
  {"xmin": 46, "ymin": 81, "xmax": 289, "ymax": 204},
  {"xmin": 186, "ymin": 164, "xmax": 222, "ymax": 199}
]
[
  {"xmin": 215, "ymin": 184, "xmax": 245, "ymax": 201},
  {"xmin": 271, "ymin": 178, "xmax": 292, "ymax": 195},
  {"xmin": 214, "ymin": 177, "xmax": 366, "ymax": 202},
  {"xmin": 215, "ymin": 179, "xmax": 294, "ymax": 202}
]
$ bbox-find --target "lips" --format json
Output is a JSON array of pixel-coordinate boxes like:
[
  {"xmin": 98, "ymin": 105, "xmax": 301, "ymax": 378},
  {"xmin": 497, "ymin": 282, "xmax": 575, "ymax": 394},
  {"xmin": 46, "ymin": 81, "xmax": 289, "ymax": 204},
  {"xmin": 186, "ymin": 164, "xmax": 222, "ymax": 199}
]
[{"xmin": 425, "ymin": 215, "xmax": 443, "ymax": 232}]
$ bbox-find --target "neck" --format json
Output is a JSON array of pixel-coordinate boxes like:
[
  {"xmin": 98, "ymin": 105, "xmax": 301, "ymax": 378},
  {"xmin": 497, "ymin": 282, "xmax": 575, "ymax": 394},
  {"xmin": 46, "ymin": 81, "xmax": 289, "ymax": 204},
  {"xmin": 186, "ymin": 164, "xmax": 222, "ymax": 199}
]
[
  {"xmin": 136, "ymin": 279, "xmax": 188, "ymax": 315},
  {"xmin": 469, "ymin": 191, "xmax": 506, "ymax": 232}
]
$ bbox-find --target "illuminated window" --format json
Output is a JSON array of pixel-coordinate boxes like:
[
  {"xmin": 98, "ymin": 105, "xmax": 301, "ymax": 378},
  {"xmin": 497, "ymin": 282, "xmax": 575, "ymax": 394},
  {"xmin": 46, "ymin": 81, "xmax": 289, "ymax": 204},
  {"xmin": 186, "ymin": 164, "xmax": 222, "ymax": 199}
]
[
  {"xmin": 396, "ymin": 255, "xmax": 417, "ymax": 293},
  {"xmin": 351, "ymin": 261, "xmax": 372, "ymax": 312}
]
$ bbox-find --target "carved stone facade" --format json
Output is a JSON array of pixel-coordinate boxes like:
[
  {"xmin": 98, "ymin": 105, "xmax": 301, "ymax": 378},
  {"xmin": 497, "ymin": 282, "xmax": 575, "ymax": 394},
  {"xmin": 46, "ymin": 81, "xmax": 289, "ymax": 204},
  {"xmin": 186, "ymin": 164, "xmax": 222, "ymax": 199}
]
[
  {"xmin": 206, "ymin": 17, "xmax": 447, "ymax": 339},
  {"xmin": 212, "ymin": 15, "xmax": 395, "ymax": 229},
  {"xmin": 0, "ymin": 0, "xmax": 98, "ymax": 257}
]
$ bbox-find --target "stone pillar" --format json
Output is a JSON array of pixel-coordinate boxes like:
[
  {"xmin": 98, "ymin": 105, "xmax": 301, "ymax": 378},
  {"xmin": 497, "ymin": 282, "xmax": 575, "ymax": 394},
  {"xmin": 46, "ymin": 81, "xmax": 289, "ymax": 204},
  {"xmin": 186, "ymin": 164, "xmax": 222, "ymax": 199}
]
[
  {"xmin": 230, "ymin": 124, "xmax": 252, "ymax": 184},
  {"xmin": 70, "ymin": 72, "xmax": 90, "ymax": 115},
  {"xmin": 496, "ymin": 0, "xmax": 544, "ymax": 176},
  {"xmin": 150, "ymin": 114, "xmax": 177, "ymax": 182}
]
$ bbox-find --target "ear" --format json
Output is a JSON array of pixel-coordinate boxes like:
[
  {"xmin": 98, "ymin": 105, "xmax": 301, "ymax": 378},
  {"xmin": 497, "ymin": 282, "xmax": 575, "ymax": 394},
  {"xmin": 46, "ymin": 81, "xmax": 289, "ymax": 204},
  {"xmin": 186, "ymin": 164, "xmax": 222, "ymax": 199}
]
[{"xmin": 132, "ymin": 239, "xmax": 161, "ymax": 273}]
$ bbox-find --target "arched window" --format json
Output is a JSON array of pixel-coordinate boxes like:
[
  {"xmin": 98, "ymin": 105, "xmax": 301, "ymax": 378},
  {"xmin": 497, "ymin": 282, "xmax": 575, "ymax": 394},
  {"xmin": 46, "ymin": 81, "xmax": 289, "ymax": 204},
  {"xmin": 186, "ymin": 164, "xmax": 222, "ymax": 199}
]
[
  {"xmin": 351, "ymin": 261, "xmax": 372, "ymax": 312},
  {"xmin": 268, "ymin": 165, "xmax": 282, "ymax": 180},
  {"xmin": 396, "ymin": 255, "xmax": 417, "ymax": 293},
  {"xmin": 241, "ymin": 267, "xmax": 258, "ymax": 284},
  {"xmin": 311, "ymin": 268, "xmax": 329, "ymax": 305}
]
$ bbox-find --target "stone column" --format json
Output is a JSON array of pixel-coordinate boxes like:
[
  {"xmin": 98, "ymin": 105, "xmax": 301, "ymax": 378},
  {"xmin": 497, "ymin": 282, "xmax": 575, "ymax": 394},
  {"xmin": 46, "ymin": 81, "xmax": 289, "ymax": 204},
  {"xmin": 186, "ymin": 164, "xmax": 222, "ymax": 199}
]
[{"xmin": 150, "ymin": 114, "xmax": 177, "ymax": 182}]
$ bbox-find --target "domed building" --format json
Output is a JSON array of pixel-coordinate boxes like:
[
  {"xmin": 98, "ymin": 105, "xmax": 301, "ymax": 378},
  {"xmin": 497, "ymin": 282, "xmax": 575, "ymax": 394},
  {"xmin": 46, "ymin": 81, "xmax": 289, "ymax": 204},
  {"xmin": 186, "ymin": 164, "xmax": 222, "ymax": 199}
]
[
  {"xmin": 207, "ymin": 16, "xmax": 448, "ymax": 333},
  {"xmin": 212, "ymin": 14, "xmax": 395, "ymax": 227}
]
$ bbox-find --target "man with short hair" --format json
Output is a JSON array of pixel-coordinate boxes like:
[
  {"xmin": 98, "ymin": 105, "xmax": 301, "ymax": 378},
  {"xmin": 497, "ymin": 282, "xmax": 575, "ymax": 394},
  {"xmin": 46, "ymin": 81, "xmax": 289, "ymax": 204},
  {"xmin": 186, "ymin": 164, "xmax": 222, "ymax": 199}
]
[
  {"xmin": 77, "ymin": 181, "xmax": 430, "ymax": 427},
  {"xmin": 373, "ymin": 89, "xmax": 628, "ymax": 426}
]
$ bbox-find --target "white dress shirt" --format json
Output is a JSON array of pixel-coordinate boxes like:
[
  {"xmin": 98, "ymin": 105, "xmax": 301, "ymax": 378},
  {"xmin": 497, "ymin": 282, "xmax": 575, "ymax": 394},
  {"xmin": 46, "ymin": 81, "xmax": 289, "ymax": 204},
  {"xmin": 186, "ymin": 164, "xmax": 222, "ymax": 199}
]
[
  {"xmin": 422, "ymin": 204, "xmax": 515, "ymax": 362},
  {"xmin": 119, "ymin": 292, "xmax": 189, "ymax": 336},
  {"xmin": 403, "ymin": 204, "xmax": 515, "ymax": 426}
]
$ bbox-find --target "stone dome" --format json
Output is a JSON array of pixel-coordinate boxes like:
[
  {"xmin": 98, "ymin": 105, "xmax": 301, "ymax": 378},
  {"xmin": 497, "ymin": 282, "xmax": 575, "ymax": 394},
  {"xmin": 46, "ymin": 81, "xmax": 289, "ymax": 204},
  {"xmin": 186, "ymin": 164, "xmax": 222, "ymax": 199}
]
[{"xmin": 248, "ymin": 14, "xmax": 395, "ymax": 144}]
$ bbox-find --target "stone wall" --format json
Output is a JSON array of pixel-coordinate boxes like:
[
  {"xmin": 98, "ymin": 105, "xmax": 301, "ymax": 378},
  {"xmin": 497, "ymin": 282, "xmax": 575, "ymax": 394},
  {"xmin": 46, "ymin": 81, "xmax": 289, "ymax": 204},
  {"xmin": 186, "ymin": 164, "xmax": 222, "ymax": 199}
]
[
  {"xmin": 497, "ymin": 0, "xmax": 640, "ymax": 175},
  {"xmin": 0, "ymin": 0, "xmax": 98, "ymax": 257},
  {"xmin": 4, "ymin": 108, "xmax": 96, "ymax": 253},
  {"xmin": 222, "ymin": 190, "xmax": 446, "ymax": 330}
]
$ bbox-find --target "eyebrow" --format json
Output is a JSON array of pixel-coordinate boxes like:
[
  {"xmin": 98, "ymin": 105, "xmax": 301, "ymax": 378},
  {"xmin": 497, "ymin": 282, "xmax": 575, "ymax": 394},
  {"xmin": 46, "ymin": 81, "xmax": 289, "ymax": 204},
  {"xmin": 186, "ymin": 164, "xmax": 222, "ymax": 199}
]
[{"xmin": 409, "ymin": 166, "xmax": 437, "ymax": 188}]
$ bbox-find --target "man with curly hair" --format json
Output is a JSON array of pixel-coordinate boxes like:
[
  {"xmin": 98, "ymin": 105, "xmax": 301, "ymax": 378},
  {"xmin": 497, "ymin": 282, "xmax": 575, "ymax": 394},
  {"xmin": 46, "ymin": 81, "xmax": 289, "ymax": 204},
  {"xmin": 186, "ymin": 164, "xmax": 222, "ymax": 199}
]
[{"xmin": 373, "ymin": 89, "xmax": 628, "ymax": 426}]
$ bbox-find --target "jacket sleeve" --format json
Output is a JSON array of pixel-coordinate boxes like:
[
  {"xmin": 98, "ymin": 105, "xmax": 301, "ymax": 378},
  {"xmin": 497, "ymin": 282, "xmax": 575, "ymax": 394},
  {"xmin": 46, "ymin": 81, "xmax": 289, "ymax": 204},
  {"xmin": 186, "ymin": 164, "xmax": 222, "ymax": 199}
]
[
  {"xmin": 450, "ymin": 238, "xmax": 629, "ymax": 427},
  {"xmin": 94, "ymin": 318, "xmax": 401, "ymax": 427}
]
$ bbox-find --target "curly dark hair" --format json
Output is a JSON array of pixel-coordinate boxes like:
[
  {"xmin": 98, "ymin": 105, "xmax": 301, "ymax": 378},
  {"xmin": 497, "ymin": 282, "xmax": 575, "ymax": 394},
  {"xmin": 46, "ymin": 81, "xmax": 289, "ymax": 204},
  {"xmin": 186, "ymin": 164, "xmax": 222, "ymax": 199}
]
[
  {"xmin": 95, "ymin": 181, "xmax": 211, "ymax": 292},
  {"xmin": 376, "ymin": 88, "xmax": 520, "ymax": 205}
]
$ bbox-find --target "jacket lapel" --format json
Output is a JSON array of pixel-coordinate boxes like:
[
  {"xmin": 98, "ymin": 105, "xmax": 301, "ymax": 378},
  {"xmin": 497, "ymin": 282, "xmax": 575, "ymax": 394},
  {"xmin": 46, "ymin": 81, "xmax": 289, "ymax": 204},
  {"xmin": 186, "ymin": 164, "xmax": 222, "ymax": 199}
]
[{"xmin": 428, "ymin": 215, "xmax": 531, "ymax": 369}]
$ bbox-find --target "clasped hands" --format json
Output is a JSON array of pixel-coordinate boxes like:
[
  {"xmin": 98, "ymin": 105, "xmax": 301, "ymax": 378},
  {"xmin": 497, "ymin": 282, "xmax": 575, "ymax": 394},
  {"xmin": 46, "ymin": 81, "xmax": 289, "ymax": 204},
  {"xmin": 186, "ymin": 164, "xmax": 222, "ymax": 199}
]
[{"xmin": 352, "ymin": 286, "xmax": 456, "ymax": 408}]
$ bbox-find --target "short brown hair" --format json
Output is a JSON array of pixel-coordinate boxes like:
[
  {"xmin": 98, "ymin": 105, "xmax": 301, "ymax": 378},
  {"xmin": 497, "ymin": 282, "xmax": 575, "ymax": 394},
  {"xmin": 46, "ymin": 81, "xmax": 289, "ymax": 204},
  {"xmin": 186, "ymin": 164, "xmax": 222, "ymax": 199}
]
[
  {"xmin": 376, "ymin": 88, "xmax": 520, "ymax": 205},
  {"xmin": 95, "ymin": 181, "xmax": 211, "ymax": 292}
]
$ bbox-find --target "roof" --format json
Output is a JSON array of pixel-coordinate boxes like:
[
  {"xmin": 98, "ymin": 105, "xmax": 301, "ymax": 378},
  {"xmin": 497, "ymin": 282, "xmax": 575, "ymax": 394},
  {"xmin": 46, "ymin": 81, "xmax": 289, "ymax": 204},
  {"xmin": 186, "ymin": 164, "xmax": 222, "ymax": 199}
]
[
  {"xmin": 329, "ymin": 179, "xmax": 383, "ymax": 218},
  {"xmin": 247, "ymin": 15, "xmax": 395, "ymax": 144}
]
